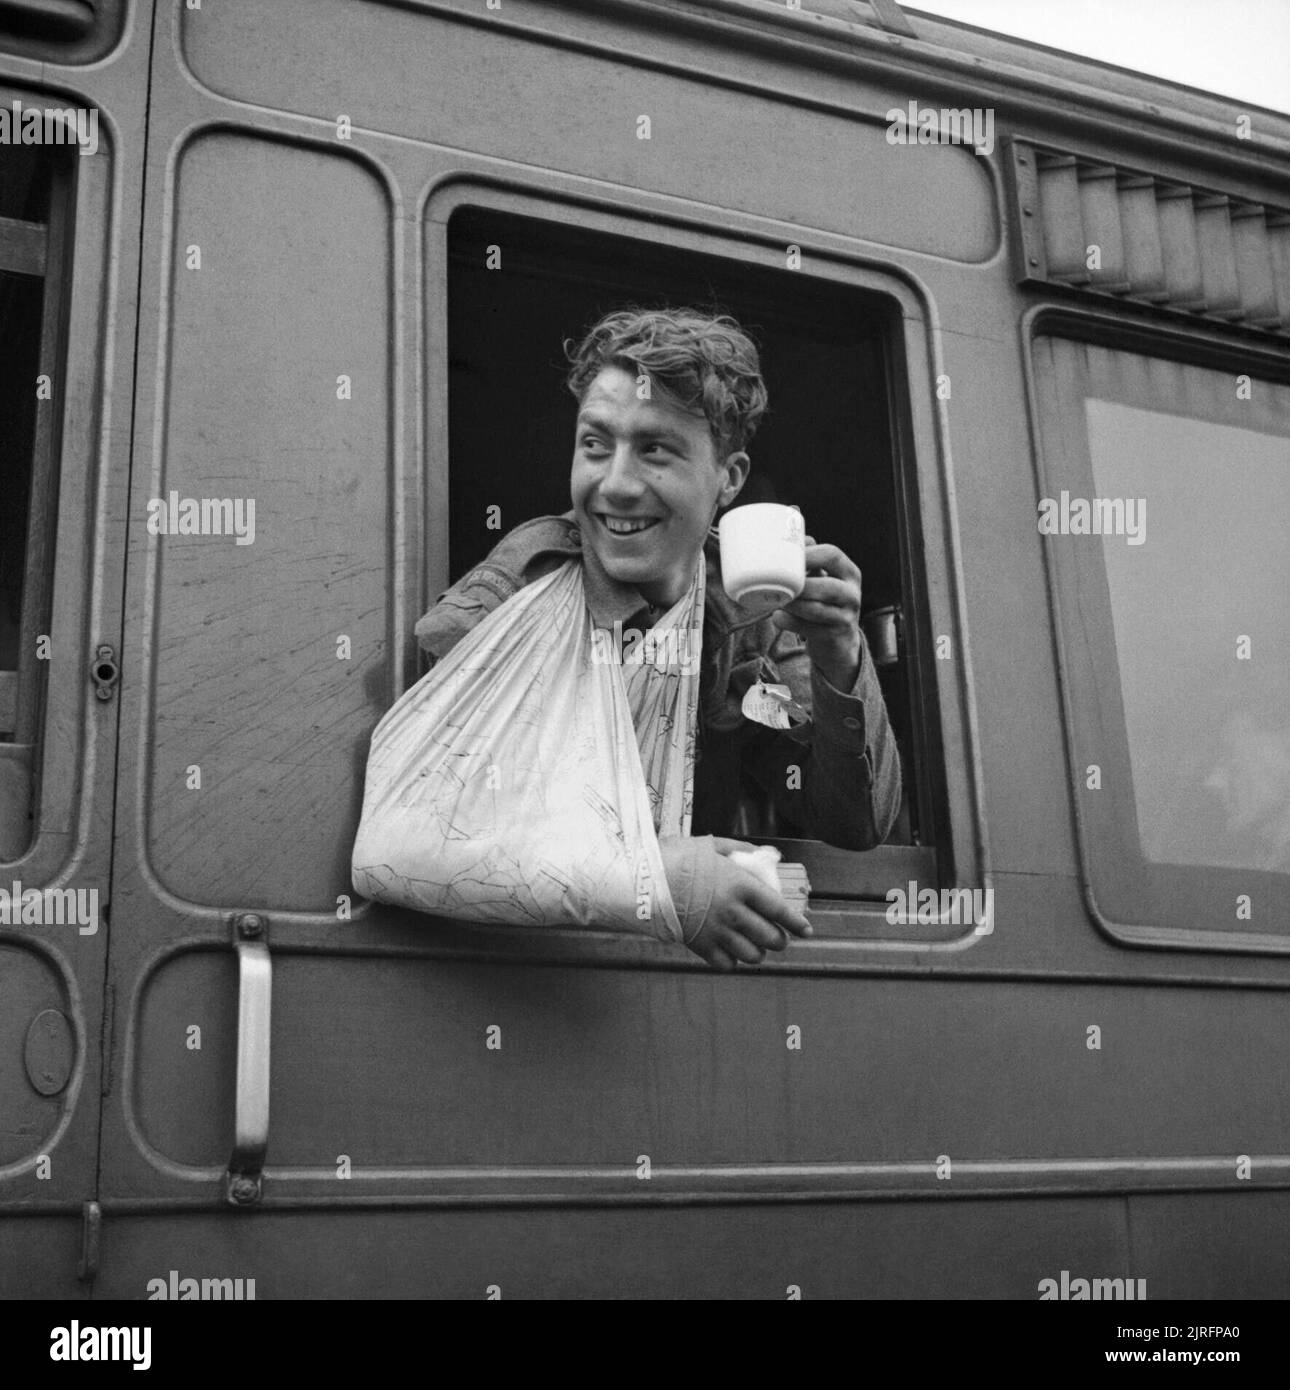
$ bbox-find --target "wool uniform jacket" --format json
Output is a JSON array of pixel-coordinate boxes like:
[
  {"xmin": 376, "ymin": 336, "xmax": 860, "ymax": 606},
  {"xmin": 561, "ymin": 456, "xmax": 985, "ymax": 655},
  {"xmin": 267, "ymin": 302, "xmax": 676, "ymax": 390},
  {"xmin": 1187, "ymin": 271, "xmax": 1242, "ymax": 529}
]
[{"xmin": 413, "ymin": 512, "xmax": 902, "ymax": 854}]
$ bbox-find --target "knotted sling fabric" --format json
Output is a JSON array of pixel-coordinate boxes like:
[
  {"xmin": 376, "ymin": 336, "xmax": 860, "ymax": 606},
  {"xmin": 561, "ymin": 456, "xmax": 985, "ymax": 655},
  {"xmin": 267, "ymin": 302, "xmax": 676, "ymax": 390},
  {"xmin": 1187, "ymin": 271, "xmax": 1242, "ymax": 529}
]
[{"xmin": 351, "ymin": 558, "xmax": 705, "ymax": 942}]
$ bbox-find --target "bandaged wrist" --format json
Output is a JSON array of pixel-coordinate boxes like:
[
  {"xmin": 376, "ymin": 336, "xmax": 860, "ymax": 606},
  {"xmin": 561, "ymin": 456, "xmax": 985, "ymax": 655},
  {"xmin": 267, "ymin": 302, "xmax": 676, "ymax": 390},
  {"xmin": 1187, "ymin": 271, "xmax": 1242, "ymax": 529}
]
[{"xmin": 657, "ymin": 835, "xmax": 720, "ymax": 944}]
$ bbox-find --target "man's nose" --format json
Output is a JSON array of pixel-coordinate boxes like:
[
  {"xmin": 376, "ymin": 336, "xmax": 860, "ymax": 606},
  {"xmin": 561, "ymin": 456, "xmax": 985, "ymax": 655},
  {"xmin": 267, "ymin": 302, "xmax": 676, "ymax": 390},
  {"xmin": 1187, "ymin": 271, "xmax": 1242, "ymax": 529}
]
[{"xmin": 600, "ymin": 447, "xmax": 647, "ymax": 499}]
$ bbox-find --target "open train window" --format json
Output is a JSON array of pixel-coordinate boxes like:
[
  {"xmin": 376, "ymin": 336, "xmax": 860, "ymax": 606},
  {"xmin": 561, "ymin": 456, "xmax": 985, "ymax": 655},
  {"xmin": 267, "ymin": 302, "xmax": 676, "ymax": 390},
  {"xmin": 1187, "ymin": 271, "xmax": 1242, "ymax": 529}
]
[
  {"xmin": 441, "ymin": 205, "xmax": 946, "ymax": 905},
  {"xmin": 0, "ymin": 141, "xmax": 69, "ymax": 861},
  {"xmin": 1033, "ymin": 335, "xmax": 1290, "ymax": 948}
]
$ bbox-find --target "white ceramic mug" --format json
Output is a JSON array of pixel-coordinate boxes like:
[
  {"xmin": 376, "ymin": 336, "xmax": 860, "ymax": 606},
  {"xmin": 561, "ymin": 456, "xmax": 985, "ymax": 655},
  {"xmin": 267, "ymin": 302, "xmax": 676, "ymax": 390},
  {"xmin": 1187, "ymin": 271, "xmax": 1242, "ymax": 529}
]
[{"xmin": 718, "ymin": 503, "xmax": 807, "ymax": 613}]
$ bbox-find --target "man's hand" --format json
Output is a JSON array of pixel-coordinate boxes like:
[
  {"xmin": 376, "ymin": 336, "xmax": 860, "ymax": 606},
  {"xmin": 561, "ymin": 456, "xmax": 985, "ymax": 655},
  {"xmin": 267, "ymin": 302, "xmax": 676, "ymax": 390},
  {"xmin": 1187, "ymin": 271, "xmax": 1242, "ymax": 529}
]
[
  {"xmin": 685, "ymin": 837, "xmax": 812, "ymax": 971},
  {"xmin": 771, "ymin": 540, "xmax": 862, "ymax": 691}
]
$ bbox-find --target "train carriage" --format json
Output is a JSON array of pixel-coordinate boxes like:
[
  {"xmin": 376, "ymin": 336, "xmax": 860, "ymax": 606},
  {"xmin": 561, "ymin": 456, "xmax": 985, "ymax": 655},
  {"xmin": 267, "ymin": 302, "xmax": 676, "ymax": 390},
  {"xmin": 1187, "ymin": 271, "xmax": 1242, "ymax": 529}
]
[{"xmin": 1, "ymin": 0, "xmax": 1288, "ymax": 1299}]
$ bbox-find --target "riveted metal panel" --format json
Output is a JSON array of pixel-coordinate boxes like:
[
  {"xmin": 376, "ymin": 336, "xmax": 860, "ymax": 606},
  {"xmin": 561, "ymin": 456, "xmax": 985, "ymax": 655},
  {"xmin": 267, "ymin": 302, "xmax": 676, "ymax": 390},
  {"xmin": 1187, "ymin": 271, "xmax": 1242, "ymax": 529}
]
[
  {"xmin": 182, "ymin": 0, "xmax": 998, "ymax": 264},
  {"xmin": 0, "ymin": 0, "xmax": 153, "ymax": 1229}
]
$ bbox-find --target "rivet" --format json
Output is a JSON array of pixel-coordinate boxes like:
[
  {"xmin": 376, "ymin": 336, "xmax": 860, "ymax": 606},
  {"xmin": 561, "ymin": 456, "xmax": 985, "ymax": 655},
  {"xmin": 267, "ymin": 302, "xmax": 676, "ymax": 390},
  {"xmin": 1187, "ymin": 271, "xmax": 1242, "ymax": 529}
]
[{"xmin": 230, "ymin": 1177, "xmax": 258, "ymax": 1205}]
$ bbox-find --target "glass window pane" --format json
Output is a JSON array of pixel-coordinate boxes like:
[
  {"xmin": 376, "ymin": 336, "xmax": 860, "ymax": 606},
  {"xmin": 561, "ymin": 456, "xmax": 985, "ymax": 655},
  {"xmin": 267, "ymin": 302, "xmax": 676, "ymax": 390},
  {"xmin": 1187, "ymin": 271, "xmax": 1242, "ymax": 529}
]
[{"xmin": 1085, "ymin": 393, "xmax": 1290, "ymax": 873}]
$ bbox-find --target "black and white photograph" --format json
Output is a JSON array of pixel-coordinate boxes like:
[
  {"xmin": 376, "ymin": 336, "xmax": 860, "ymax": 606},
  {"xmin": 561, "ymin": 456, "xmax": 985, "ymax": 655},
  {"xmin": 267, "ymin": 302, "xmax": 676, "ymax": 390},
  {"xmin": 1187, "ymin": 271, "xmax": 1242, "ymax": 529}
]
[{"xmin": 1, "ymin": 0, "xmax": 1288, "ymax": 1337}]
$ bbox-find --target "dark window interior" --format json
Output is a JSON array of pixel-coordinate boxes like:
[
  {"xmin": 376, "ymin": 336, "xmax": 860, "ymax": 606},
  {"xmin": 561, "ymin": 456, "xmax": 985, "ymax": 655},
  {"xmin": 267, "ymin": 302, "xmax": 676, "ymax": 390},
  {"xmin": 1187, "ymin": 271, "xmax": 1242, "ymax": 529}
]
[
  {"xmin": 445, "ymin": 206, "xmax": 923, "ymax": 849},
  {"xmin": 0, "ymin": 144, "xmax": 52, "ymax": 715},
  {"xmin": 1, "ymin": 142, "xmax": 61, "ymax": 862},
  {"xmin": 0, "ymin": 141, "xmax": 52, "ymax": 221},
  {"xmin": 0, "ymin": 271, "xmax": 42, "ymax": 677}
]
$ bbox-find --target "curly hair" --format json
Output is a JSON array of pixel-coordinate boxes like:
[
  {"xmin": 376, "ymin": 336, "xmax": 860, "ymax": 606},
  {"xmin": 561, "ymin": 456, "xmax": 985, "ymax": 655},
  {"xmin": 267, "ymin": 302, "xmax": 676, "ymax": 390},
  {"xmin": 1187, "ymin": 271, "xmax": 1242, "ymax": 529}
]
[{"xmin": 564, "ymin": 307, "xmax": 767, "ymax": 458}]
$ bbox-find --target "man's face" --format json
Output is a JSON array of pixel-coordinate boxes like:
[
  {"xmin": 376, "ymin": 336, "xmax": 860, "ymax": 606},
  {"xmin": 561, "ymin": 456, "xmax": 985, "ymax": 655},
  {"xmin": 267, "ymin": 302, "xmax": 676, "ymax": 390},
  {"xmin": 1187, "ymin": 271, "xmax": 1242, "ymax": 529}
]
[{"xmin": 571, "ymin": 366, "xmax": 748, "ymax": 608}]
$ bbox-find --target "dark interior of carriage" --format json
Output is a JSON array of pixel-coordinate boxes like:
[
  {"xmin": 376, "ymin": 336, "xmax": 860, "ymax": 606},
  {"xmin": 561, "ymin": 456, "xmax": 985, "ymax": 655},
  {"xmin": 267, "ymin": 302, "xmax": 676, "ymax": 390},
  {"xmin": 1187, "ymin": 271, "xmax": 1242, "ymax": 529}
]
[
  {"xmin": 444, "ymin": 206, "xmax": 925, "ymax": 848},
  {"xmin": 0, "ymin": 144, "xmax": 49, "ymax": 682},
  {"xmin": 0, "ymin": 143, "xmax": 56, "ymax": 861}
]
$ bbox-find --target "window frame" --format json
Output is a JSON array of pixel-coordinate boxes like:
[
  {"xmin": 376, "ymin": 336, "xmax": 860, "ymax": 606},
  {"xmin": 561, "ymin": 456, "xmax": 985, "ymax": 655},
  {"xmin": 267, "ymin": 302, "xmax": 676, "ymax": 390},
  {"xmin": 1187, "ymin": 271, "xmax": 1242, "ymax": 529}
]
[
  {"xmin": 1024, "ymin": 305, "xmax": 1290, "ymax": 954},
  {"xmin": 421, "ymin": 178, "xmax": 989, "ymax": 954},
  {"xmin": 0, "ymin": 85, "xmax": 115, "ymax": 887}
]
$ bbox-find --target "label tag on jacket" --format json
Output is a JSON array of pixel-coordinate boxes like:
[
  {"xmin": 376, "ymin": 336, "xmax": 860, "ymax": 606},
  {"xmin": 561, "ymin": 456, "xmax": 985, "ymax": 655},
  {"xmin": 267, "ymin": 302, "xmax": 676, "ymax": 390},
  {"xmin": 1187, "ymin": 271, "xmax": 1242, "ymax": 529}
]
[{"xmin": 741, "ymin": 681, "xmax": 807, "ymax": 729}]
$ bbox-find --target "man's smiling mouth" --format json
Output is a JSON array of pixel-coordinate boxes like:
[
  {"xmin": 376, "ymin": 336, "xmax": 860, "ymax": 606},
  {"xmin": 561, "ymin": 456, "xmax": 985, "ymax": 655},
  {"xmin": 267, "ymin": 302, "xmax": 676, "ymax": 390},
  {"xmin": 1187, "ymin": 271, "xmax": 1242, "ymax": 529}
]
[{"xmin": 598, "ymin": 514, "xmax": 661, "ymax": 536}]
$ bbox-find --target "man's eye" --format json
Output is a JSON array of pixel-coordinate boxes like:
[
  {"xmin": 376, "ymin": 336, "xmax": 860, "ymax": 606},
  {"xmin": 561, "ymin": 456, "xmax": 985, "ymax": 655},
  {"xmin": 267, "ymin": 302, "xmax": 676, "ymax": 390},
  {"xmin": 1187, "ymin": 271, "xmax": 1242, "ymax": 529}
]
[{"xmin": 580, "ymin": 436, "xmax": 608, "ymax": 453}]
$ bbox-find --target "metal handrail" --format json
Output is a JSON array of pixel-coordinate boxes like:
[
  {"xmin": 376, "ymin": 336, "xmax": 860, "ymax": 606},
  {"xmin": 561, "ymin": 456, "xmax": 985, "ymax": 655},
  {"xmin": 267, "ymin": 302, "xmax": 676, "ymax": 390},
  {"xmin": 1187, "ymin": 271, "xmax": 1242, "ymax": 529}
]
[{"xmin": 224, "ymin": 915, "xmax": 271, "ymax": 1206}]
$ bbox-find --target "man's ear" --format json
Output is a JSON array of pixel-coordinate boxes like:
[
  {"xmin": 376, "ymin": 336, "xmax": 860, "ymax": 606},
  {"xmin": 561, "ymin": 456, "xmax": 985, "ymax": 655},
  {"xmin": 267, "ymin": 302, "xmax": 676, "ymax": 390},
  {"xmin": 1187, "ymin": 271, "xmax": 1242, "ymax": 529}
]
[{"xmin": 718, "ymin": 451, "xmax": 751, "ymax": 509}]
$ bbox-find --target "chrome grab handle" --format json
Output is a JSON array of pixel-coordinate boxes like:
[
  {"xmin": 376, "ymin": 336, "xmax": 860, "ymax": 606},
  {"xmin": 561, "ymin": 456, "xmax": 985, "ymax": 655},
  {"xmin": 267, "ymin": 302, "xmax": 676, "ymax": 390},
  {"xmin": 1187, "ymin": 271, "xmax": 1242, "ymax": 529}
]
[{"xmin": 225, "ymin": 913, "xmax": 271, "ymax": 1206}]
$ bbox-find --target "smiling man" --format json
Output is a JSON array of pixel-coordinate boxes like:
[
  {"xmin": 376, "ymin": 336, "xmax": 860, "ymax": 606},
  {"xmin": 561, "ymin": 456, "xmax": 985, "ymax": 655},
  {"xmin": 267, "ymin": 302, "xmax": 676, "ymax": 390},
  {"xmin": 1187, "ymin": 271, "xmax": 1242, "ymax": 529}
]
[
  {"xmin": 572, "ymin": 358, "xmax": 735, "ymax": 615},
  {"xmin": 414, "ymin": 307, "xmax": 902, "ymax": 969}
]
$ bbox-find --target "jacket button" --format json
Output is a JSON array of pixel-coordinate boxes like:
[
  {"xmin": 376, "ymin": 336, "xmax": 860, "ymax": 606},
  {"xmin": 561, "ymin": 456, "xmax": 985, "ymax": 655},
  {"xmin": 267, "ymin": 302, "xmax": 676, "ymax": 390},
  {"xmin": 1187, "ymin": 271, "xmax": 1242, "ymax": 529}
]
[{"xmin": 843, "ymin": 716, "xmax": 861, "ymax": 731}]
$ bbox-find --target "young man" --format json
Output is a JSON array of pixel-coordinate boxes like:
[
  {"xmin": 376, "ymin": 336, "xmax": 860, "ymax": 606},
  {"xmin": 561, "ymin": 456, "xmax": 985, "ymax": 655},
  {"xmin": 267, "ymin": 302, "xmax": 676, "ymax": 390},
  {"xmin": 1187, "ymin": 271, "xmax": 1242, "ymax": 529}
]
[{"xmin": 414, "ymin": 307, "xmax": 902, "ymax": 969}]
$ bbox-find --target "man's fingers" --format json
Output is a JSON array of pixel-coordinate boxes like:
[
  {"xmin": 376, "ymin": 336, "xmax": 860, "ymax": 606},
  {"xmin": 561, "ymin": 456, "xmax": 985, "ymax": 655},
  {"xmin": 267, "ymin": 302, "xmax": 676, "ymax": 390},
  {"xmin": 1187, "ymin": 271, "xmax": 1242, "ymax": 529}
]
[
  {"xmin": 797, "ymin": 574, "xmax": 857, "ymax": 602},
  {"xmin": 780, "ymin": 909, "xmax": 812, "ymax": 938},
  {"xmin": 803, "ymin": 542, "xmax": 859, "ymax": 580},
  {"xmin": 711, "ymin": 837, "xmax": 758, "ymax": 857},
  {"xmin": 779, "ymin": 599, "xmax": 855, "ymax": 630},
  {"xmin": 734, "ymin": 913, "xmax": 788, "ymax": 951},
  {"xmin": 742, "ymin": 884, "xmax": 812, "ymax": 938},
  {"xmin": 722, "ymin": 931, "xmax": 766, "ymax": 966},
  {"xmin": 707, "ymin": 946, "xmax": 737, "ymax": 972},
  {"xmin": 788, "ymin": 576, "xmax": 860, "ymax": 613},
  {"xmin": 773, "ymin": 577, "xmax": 860, "ymax": 634}
]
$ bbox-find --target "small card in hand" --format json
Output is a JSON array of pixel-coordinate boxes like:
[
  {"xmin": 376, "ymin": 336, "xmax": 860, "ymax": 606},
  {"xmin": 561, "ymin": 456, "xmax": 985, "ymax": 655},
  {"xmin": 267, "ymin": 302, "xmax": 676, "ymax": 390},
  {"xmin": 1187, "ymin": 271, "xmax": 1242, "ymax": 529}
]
[{"xmin": 774, "ymin": 861, "xmax": 811, "ymax": 908}]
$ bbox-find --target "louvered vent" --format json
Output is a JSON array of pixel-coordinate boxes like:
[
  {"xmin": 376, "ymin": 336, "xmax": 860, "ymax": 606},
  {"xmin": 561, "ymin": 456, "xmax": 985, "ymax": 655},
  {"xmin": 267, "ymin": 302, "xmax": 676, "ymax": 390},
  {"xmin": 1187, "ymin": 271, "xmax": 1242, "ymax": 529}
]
[{"xmin": 1008, "ymin": 139, "xmax": 1290, "ymax": 336}]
